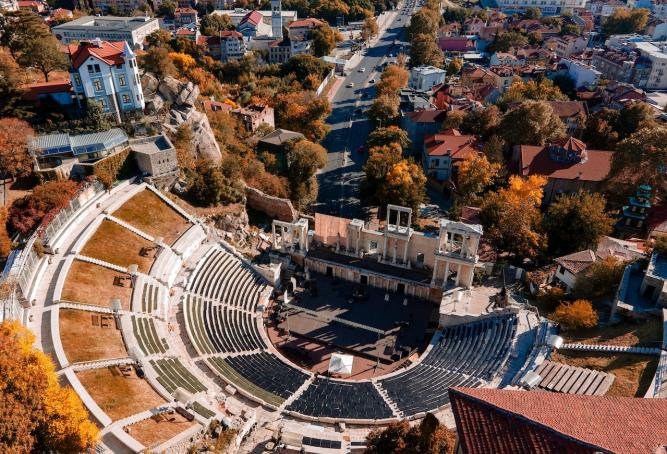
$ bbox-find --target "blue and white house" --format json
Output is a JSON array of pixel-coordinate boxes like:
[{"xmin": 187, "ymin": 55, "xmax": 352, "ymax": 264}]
[{"xmin": 67, "ymin": 39, "xmax": 145, "ymax": 123}]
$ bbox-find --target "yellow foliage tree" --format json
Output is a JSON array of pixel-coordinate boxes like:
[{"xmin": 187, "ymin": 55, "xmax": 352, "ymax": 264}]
[
  {"xmin": 480, "ymin": 175, "xmax": 547, "ymax": 258},
  {"xmin": 456, "ymin": 153, "xmax": 501, "ymax": 205},
  {"xmin": 553, "ymin": 299, "xmax": 598, "ymax": 330},
  {"xmin": 168, "ymin": 51, "xmax": 196, "ymax": 73},
  {"xmin": 0, "ymin": 321, "xmax": 98, "ymax": 452}
]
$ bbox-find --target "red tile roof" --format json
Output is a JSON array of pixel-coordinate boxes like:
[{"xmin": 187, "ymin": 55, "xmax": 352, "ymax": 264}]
[
  {"xmin": 438, "ymin": 37, "xmax": 475, "ymax": 52},
  {"xmin": 518, "ymin": 144, "xmax": 612, "ymax": 182},
  {"xmin": 424, "ymin": 132, "xmax": 480, "ymax": 160},
  {"xmin": 68, "ymin": 41, "xmax": 126, "ymax": 68},
  {"xmin": 289, "ymin": 18, "xmax": 324, "ymax": 28},
  {"xmin": 240, "ymin": 10, "xmax": 263, "ymax": 26},
  {"xmin": 555, "ymin": 249, "xmax": 596, "ymax": 274},
  {"xmin": 403, "ymin": 109, "xmax": 447, "ymax": 123},
  {"xmin": 175, "ymin": 7, "xmax": 196, "ymax": 13},
  {"xmin": 22, "ymin": 80, "xmax": 72, "ymax": 101},
  {"xmin": 220, "ymin": 30, "xmax": 243, "ymax": 38},
  {"xmin": 450, "ymin": 387, "xmax": 667, "ymax": 454}
]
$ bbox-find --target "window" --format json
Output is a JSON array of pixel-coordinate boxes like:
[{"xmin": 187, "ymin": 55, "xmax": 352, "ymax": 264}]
[
  {"xmin": 93, "ymin": 79, "xmax": 103, "ymax": 91},
  {"xmin": 87, "ymin": 64, "xmax": 95, "ymax": 74},
  {"xmin": 369, "ymin": 241, "xmax": 378, "ymax": 251},
  {"xmin": 100, "ymin": 98, "xmax": 107, "ymax": 108},
  {"xmin": 74, "ymin": 74, "xmax": 81, "ymax": 86},
  {"xmin": 116, "ymin": 63, "xmax": 123, "ymax": 69},
  {"xmin": 122, "ymin": 94, "xmax": 130, "ymax": 103},
  {"xmin": 119, "ymin": 74, "xmax": 126, "ymax": 86}
]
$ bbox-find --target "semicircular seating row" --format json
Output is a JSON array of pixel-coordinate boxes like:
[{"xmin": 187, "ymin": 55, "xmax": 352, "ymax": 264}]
[{"xmin": 180, "ymin": 248, "xmax": 519, "ymax": 421}]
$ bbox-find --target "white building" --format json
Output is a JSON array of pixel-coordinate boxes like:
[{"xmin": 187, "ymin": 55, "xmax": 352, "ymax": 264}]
[
  {"xmin": 68, "ymin": 39, "xmax": 144, "ymax": 123},
  {"xmin": 212, "ymin": 8, "xmax": 297, "ymax": 30},
  {"xmin": 220, "ymin": 30, "xmax": 247, "ymax": 61},
  {"xmin": 495, "ymin": 0, "xmax": 586, "ymax": 15},
  {"xmin": 560, "ymin": 59, "xmax": 601, "ymax": 88},
  {"xmin": 52, "ymin": 16, "xmax": 159, "ymax": 49},
  {"xmin": 409, "ymin": 65, "xmax": 447, "ymax": 91},
  {"xmin": 631, "ymin": 41, "xmax": 667, "ymax": 89},
  {"xmin": 271, "ymin": 0, "xmax": 282, "ymax": 39},
  {"xmin": 0, "ymin": 0, "xmax": 18, "ymax": 11}
]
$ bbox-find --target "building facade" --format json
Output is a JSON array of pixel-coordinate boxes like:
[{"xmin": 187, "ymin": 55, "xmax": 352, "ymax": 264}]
[
  {"xmin": 53, "ymin": 16, "xmax": 159, "ymax": 49},
  {"xmin": 409, "ymin": 65, "xmax": 447, "ymax": 91},
  {"xmin": 68, "ymin": 40, "xmax": 145, "ymax": 123}
]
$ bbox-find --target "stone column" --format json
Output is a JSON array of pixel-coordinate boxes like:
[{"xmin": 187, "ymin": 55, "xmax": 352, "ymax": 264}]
[
  {"xmin": 443, "ymin": 262, "xmax": 450, "ymax": 289},
  {"xmin": 403, "ymin": 241, "xmax": 409, "ymax": 266},
  {"xmin": 455, "ymin": 264, "xmax": 462, "ymax": 286},
  {"xmin": 431, "ymin": 260, "xmax": 439, "ymax": 286}
]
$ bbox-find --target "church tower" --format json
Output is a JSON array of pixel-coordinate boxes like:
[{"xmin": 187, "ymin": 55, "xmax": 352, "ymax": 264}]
[{"xmin": 271, "ymin": 0, "xmax": 282, "ymax": 39}]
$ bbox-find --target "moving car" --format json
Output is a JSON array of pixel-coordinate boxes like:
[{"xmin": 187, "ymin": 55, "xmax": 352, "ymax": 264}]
[
  {"xmin": 368, "ymin": 79, "xmax": 375, "ymax": 83},
  {"xmin": 347, "ymin": 82, "xmax": 354, "ymax": 87},
  {"xmin": 359, "ymin": 67, "xmax": 366, "ymax": 72}
]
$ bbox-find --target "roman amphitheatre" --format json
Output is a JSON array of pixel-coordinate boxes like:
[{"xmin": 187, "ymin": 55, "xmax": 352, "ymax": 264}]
[{"xmin": 10, "ymin": 178, "xmax": 660, "ymax": 453}]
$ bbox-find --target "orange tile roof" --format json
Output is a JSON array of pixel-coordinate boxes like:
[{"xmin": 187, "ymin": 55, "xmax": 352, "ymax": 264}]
[
  {"xmin": 518, "ymin": 144, "xmax": 612, "ymax": 182},
  {"xmin": 424, "ymin": 132, "xmax": 480, "ymax": 159},
  {"xmin": 68, "ymin": 41, "xmax": 126, "ymax": 68},
  {"xmin": 450, "ymin": 387, "xmax": 667, "ymax": 454},
  {"xmin": 289, "ymin": 18, "xmax": 324, "ymax": 28}
]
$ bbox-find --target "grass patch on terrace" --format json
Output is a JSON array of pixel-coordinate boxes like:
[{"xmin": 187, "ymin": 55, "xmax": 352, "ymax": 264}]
[
  {"xmin": 551, "ymin": 351, "xmax": 658, "ymax": 397},
  {"xmin": 59, "ymin": 309, "xmax": 127, "ymax": 363},
  {"xmin": 113, "ymin": 190, "xmax": 191, "ymax": 245},
  {"xmin": 125, "ymin": 411, "xmax": 198, "ymax": 449},
  {"xmin": 62, "ymin": 260, "xmax": 133, "ymax": 310},
  {"xmin": 560, "ymin": 315, "xmax": 663, "ymax": 348},
  {"xmin": 80, "ymin": 220, "xmax": 156, "ymax": 273},
  {"xmin": 77, "ymin": 367, "xmax": 166, "ymax": 421}
]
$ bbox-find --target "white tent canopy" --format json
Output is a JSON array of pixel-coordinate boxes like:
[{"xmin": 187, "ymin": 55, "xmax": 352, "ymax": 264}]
[{"xmin": 328, "ymin": 353, "xmax": 354, "ymax": 375}]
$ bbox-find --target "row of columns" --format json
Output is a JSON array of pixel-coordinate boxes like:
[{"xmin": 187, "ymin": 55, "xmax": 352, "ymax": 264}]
[{"xmin": 431, "ymin": 259, "xmax": 468, "ymax": 288}]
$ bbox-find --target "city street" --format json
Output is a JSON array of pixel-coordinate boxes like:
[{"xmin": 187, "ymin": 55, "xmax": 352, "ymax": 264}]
[{"xmin": 315, "ymin": 2, "xmax": 419, "ymax": 218}]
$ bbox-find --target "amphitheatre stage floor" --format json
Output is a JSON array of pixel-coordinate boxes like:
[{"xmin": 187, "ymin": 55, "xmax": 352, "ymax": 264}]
[{"xmin": 277, "ymin": 274, "xmax": 438, "ymax": 363}]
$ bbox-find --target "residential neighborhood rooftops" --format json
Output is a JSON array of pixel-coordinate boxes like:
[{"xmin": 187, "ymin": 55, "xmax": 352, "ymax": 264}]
[
  {"xmin": 450, "ymin": 387, "xmax": 667, "ymax": 454},
  {"xmin": 517, "ymin": 142, "xmax": 612, "ymax": 182},
  {"xmin": 424, "ymin": 131, "xmax": 479, "ymax": 161}
]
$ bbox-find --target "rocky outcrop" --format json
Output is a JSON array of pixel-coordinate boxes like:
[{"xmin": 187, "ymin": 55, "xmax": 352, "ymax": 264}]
[{"xmin": 155, "ymin": 76, "xmax": 221, "ymax": 163}]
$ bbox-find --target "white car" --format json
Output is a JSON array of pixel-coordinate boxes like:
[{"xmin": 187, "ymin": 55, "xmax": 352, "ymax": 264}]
[
  {"xmin": 359, "ymin": 67, "xmax": 366, "ymax": 72},
  {"xmin": 347, "ymin": 82, "xmax": 354, "ymax": 87}
]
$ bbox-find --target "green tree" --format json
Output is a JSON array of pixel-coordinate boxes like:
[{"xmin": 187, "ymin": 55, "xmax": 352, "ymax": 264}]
[
  {"xmin": 145, "ymin": 29, "xmax": 174, "ymax": 49},
  {"xmin": 574, "ymin": 257, "xmax": 626, "ymax": 300},
  {"xmin": 83, "ymin": 100, "xmax": 113, "ymax": 133},
  {"xmin": 140, "ymin": 46, "xmax": 176, "ymax": 81},
  {"xmin": 0, "ymin": 49, "xmax": 29, "ymax": 118},
  {"xmin": 523, "ymin": 6, "xmax": 541, "ymax": 19},
  {"xmin": 460, "ymin": 105, "xmax": 501, "ymax": 139},
  {"xmin": 200, "ymin": 13, "xmax": 234, "ymax": 35},
  {"xmin": 602, "ymin": 8, "xmax": 650, "ymax": 36},
  {"xmin": 188, "ymin": 160, "xmax": 245, "ymax": 206},
  {"xmin": 500, "ymin": 78, "xmax": 568, "ymax": 105},
  {"xmin": 367, "ymin": 126, "xmax": 411, "ymax": 151},
  {"xmin": 560, "ymin": 23, "xmax": 581, "ymax": 36},
  {"xmin": 500, "ymin": 101, "xmax": 565, "ymax": 147},
  {"xmin": 0, "ymin": 10, "xmax": 50, "ymax": 58},
  {"xmin": 446, "ymin": 58, "xmax": 463, "ymax": 77},
  {"xmin": 18, "ymin": 34, "xmax": 67, "ymax": 82},
  {"xmin": 609, "ymin": 125, "xmax": 667, "ymax": 200},
  {"xmin": 408, "ymin": 7, "xmax": 440, "ymax": 37},
  {"xmin": 583, "ymin": 108, "xmax": 620, "ymax": 149},
  {"xmin": 311, "ymin": 22, "xmax": 340, "ymax": 57},
  {"xmin": 545, "ymin": 191, "xmax": 614, "ymax": 256},
  {"xmin": 365, "ymin": 413, "xmax": 456, "ymax": 454},
  {"xmin": 487, "ymin": 31, "xmax": 528, "ymax": 53},
  {"xmin": 368, "ymin": 93, "xmax": 400, "ymax": 126},
  {"xmin": 410, "ymin": 34, "xmax": 444, "ymax": 67},
  {"xmin": 156, "ymin": 0, "xmax": 176, "ymax": 18},
  {"xmin": 286, "ymin": 139, "xmax": 327, "ymax": 208},
  {"xmin": 362, "ymin": 144, "xmax": 426, "ymax": 213},
  {"xmin": 281, "ymin": 53, "xmax": 333, "ymax": 81},
  {"xmin": 442, "ymin": 110, "xmax": 466, "ymax": 130},
  {"xmin": 616, "ymin": 101, "xmax": 655, "ymax": 139}
]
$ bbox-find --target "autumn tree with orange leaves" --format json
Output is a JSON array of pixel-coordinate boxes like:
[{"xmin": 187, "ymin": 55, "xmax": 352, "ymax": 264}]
[
  {"xmin": 0, "ymin": 117, "xmax": 34, "ymax": 179},
  {"xmin": 362, "ymin": 143, "xmax": 426, "ymax": 214},
  {"xmin": 365, "ymin": 413, "xmax": 456, "ymax": 454},
  {"xmin": 0, "ymin": 321, "xmax": 98, "ymax": 452},
  {"xmin": 480, "ymin": 175, "xmax": 547, "ymax": 259}
]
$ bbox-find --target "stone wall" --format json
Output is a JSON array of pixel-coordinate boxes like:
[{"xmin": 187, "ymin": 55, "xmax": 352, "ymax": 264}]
[{"xmin": 245, "ymin": 185, "xmax": 297, "ymax": 222}]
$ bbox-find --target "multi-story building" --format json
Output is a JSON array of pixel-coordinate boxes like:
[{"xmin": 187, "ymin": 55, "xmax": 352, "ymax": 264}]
[
  {"xmin": 214, "ymin": 4, "xmax": 296, "ymax": 38},
  {"xmin": 554, "ymin": 35, "xmax": 588, "ymax": 58},
  {"xmin": 268, "ymin": 38, "xmax": 292, "ymax": 63},
  {"xmin": 630, "ymin": 41, "xmax": 667, "ymax": 89},
  {"xmin": 409, "ymin": 65, "xmax": 447, "ymax": 91},
  {"xmin": 220, "ymin": 30, "xmax": 247, "ymax": 60},
  {"xmin": 495, "ymin": 0, "xmax": 586, "ymax": 15},
  {"xmin": 287, "ymin": 18, "xmax": 323, "ymax": 56},
  {"xmin": 67, "ymin": 39, "xmax": 145, "ymax": 123},
  {"xmin": 174, "ymin": 7, "xmax": 198, "ymax": 27},
  {"xmin": 237, "ymin": 10, "xmax": 273, "ymax": 37},
  {"xmin": 655, "ymin": 0, "xmax": 667, "ymax": 19},
  {"xmin": 52, "ymin": 16, "xmax": 159, "ymax": 49},
  {"xmin": 591, "ymin": 47, "xmax": 651, "ymax": 87},
  {"xmin": 422, "ymin": 130, "xmax": 480, "ymax": 182}
]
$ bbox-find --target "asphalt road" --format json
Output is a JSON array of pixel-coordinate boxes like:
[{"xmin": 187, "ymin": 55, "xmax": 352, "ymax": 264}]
[{"xmin": 315, "ymin": 2, "xmax": 419, "ymax": 219}]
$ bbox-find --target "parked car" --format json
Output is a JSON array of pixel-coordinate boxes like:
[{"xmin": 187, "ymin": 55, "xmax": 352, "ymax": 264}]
[
  {"xmin": 359, "ymin": 67, "xmax": 366, "ymax": 72},
  {"xmin": 347, "ymin": 82, "xmax": 354, "ymax": 87}
]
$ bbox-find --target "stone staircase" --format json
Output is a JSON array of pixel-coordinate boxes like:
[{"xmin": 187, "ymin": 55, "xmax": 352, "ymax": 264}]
[
  {"xmin": 57, "ymin": 300, "xmax": 119, "ymax": 314},
  {"xmin": 373, "ymin": 381, "xmax": 402, "ymax": 419},
  {"xmin": 75, "ymin": 254, "xmax": 129, "ymax": 274},
  {"xmin": 71, "ymin": 356, "xmax": 136, "ymax": 372},
  {"xmin": 105, "ymin": 214, "xmax": 156, "ymax": 243},
  {"xmin": 146, "ymin": 184, "xmax": 197, "ymax": 223},
  {"xmin": 561, "ymin": 343, "xmax": 662, "ymax": 355}
]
